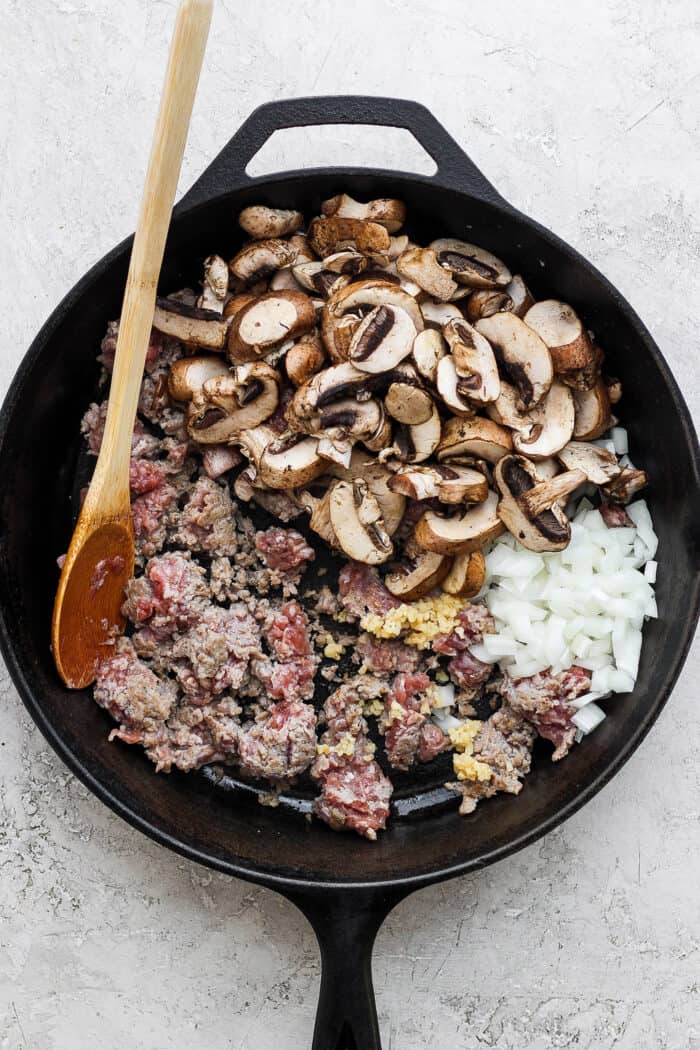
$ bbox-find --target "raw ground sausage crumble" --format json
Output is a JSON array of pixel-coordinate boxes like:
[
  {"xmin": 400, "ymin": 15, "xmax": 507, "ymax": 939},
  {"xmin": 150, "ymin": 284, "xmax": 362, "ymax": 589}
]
[{"xmin": 74, "ymin": 317, "xmax": 594, "ymax": 841}]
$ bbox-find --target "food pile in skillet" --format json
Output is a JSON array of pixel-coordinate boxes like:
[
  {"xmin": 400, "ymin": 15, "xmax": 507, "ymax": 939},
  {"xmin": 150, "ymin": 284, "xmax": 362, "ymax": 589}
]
[{"xmin": 71, "ymin": 194, "xmax": 658, "ymax": 839}]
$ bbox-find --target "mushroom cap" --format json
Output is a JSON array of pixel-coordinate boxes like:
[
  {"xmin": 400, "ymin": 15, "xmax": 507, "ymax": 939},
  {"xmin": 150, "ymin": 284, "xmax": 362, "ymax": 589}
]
[
  {"xmin": 285, "ymin": 332, "xmax": 326, "ymax": 388},
  {"xmin": 258, "ymin": 433, "xmax": 327, "ymax": 489},
  {"xmin": 385, "ymin": 551, "xmax": 452, "ymax": 601},
  {"xmin": 494, "ymin": 455, "xmax": 575, "ymax": 553},
  {"xmin": 223, "ymin": 292, "xmax": 258, "ymax": 319},
  {"xmin": 430, "ymin": 238, "xmax": 512, "ymax": 290},
  {"xmin": 308, "ymin": 216, "xmax": 391, "ymax": 259},
  {"xmin": 168, "ymin": 355, "xmax": 230, "ymax": 401},
  {"xmin": 321, "ymin": 194, "xmax": 406, "ymax": 233},
  {"xmin": 238, "ymin": 206, "xmax": 304, "ymax": 240},
  {"xmin": 573, "ymin": 379, "xmax": 612, "ymax": 440},
  {"xmin": 349, "ymin": 304, "xmax": 418, "ymax": 374},
  {"xmin": 557, "ymin": 440, "xmax": 621, "ymax": 484},
  {"xmin": 437, "ymin": 416, "xmax": 513, "ymax": 464},
  {"xmin": 524, "ymin": 300, "xmax": 600, "ymax": 386},
  {"xmin": 229, "ymin": 238, "xmax": 298, "ymax": 282},
  {"xmin": 412, "ymin": 328, "xmax": 446, "ymax": 384},
  {"xmin": 443, "ymin": 318, "xmax": 500, "ymax": 406},
  {"xmin": 504, "ymin": 275, "xmax": 534, "ymax": 318},
  {"xmin": 396, "ymin": 247, "xmax": 458, "ymax": 301},
  {"xmin": 441, "ymin": 550, "xmax": 486, "ymax": 598},
  {"xmin": 228, "ymin": 291, "xmax": 316, "ymax": 363},
  {"xmin": 153, "ymin": 297, "xmax": 231, "ymax": 351},
  {"xmin": 329, "ymin": 480, "xmax": 394, "ymax": 565},
  {"xmin": 414, "ymin": 490, "xmax": 504, "ymax": 555},
  {"xmin": 475, "ymin": 312, "xmax": 553, "ymax": 409}
]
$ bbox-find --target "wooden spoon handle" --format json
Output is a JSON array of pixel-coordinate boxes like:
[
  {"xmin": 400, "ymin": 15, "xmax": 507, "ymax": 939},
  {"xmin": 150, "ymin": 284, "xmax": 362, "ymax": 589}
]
[{"xmin": 89, "ymin": 0, "xmax": 213, "ymax": 513}]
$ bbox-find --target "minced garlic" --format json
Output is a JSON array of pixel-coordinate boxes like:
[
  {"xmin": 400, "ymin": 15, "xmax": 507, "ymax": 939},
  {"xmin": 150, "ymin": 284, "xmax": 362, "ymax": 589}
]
[
  {"xmin": 364, "ymin": 698, "xmax": 384, "ymax": 718},
  {"xmin": 449, "ymin": 720, "xmax": 492, "ymax": 783},
  {"xmin": 360, "ymin": 594, "xmax": 466, "ymax": 650},
  {"xmin": 323, "ymin": 640, "xmax": 345, "ymax": 660}
]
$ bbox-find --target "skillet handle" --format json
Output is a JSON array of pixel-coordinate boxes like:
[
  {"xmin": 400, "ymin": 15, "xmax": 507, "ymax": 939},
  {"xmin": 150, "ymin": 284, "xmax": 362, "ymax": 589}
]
[
  {"xmin": 176, "ymin": 95, "xmax": 505, "ymax": 209},
  {"xmin": 286, "ymin": 885, "xmax": 408, "ymax": 1050}
]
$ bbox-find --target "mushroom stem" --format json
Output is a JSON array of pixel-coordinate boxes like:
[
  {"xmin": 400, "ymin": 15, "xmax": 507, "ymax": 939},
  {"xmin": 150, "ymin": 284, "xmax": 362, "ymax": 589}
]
[{"xmin": 520, "ymin": 468, "xmax": 586, "ymax": 516}]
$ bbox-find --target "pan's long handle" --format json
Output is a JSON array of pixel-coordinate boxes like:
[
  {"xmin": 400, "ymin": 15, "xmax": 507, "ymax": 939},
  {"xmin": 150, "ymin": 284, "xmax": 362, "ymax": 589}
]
[
  {"xmin": 176, "ymin": 95, "xmax": 506, "ymax": 210},
  {"xmin": 286, "ymin": 887, "xmax": 408, "ymax": 1050}
]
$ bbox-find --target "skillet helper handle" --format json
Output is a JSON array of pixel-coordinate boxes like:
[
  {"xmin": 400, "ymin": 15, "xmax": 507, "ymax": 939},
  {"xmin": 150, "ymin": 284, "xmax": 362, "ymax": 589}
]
[
  {"xmin": 288, "ymin": 887, "xmax": 406, "ymax": 1050},
  {"xmin": 177, "ymin": 94, "xmax": 505, "ymax": 208}
]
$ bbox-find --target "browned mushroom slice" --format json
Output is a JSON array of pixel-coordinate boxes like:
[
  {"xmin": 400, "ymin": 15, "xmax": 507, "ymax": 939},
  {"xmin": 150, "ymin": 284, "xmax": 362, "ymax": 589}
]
[
  {"xmin": 153, "ymin": 298, "xmax": 231, "ymax": 351},
  {"xmin": 388, "ymin": 464, "xmax": 488, "ymax": 504},
  {"xmin": 412, "ymin": 328, "xmax": 447, "ymax": 384},
  {"xmin": 322, "ymin": 278, "xmax": 424, "ymax": 362},
  {"xmin": 396, "ymin": 247, "xmax": 458, "ymax": 301},
  {"xmin": 384, "ymin": 405, "xmax": 442, "ymax": 465},
  {"xmin": 463, "ymin": 288, "xmax": 513, "ymax": 323},
  {"xmin": 435, "ymin": 356, "xmax": 476, "ymax": 417},
  {"xmin": 168, "ymin": 355, "xmax": 230, "ymax": 401},
  {"xmin": 524, "ymin": 300, "xmax": 601, "ymax": 390},
  {"xmin": 307, "ymin": 216, "xmax": 391, "ymax": 259},
  {"xmin": 258, "ymin": 432, "xmax": 327, "ymax": 489},
  {"xmin": 510, "ymin": 381, "xmax": 575, "ymax": 459},
  {"xmin": 385, "ymin": 551, "xmax": 452, "ymax": 601},
  {"xmin": 573, "ymin": 379, "xmax": 612, "ymax": 440},
  {"xmin": 419, "ymin": 299, "xmax": 464, "ymax": 330},
  {"xmin": 228, "ymin": 291, "xmax": 316, "ymax": 363},
  {"xmin": 286, "ymin": 361, "xmax": 369, "ymax": 428},
  {"xmin": 229, "ymin": 238, "xmax": 299, "ymax": 282},
  {"xmin": 504, "ymin": 275, "xmax": 535, "ymax": 318},
  {"xmin": 475, "ymin": 313, "xmax": 553, "ymax": 409},
  {"xmin": 285, "ymin": 331, "xmax": 327, "ymax": 387},
  {"xmin": 414, "ymin": 491, "xmax": 504, "ymax": 555},
  {"xmin": 292, "ymin": 261, "xmax": 350, "ymax": 299},
  {"xmin": 494, "ymin": 455, "xmax": 585, "ymax": 553},
  {"xmin": 602, "ymin": 467, "xmax": 648, "ymax": 504},
  {"xmin": 349, "ymin": 304, "xmax": 417, "ymax": 373},
  {"xmin": 441, "ymin": 550, "xmax": 486, "ymax": 598},
  {"xmin": 443, "ymin": 318, "xmax": 500, "ymax": 407},
  {"xmin": 430, "ymin": 238, "xmax": 512, "ymax": 289},
  {"xmin": 329, "ymin": 480, "xmax": 394, "ymax": 565},
  {"xmin": 321, "ymin": 194, "xmax": 406, "ymax": 233},
  {"xmin": 223, "ymin": 292, "xmax": 257, "ymax": 319},
  {"xmin": 437, "ymin": 416, "xmax": 513, "ymax": 464},
  {"xmin": 323, "ymin": 250, "xmax": 368, "ymax": 275},
  {"xmin": 362, "ymin": 409, "xmax": 393, "ymax": 452},
  {"xmin": 327, "ymin": 451, "xmax": 406, "ymax": 536},
  {"xmin": 557, "ymin": 441, "xmax": 622, "ymax": 484},
  {"xmin": 384, "ymin": 367, "xmax": 434, "ymax": 425},
  {"xmin": 238, "ymin": 206, "xmax": 304, "ymax": 239},
  {"xmin": 197, "ymin": 255, "xmax": 229, "ymax": 314},
  {"xmin": 388, "ymin": 234, "xmax": 410, "ymax": 259},
  {"xmin": 186, "ymin": 362, "xmax": 280, "ymax": 444}
]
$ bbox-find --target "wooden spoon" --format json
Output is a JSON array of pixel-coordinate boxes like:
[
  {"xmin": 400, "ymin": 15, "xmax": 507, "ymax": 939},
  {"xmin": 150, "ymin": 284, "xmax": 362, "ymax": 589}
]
[{"xmin": 51, "ymin": 0, "xmax": 213, "ymax": 688}]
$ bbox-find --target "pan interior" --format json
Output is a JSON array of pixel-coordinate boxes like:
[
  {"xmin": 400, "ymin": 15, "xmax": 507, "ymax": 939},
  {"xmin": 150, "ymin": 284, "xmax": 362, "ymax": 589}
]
[{"xmin": 1, "ymin": 172, "xmax": 698, "ymax": 887}]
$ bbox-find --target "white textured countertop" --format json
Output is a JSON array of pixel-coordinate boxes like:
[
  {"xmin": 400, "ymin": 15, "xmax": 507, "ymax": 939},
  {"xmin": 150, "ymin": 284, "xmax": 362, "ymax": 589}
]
[{"xmin": 1, "ymin": 1, "xmax": 699, "ymax": 1047}]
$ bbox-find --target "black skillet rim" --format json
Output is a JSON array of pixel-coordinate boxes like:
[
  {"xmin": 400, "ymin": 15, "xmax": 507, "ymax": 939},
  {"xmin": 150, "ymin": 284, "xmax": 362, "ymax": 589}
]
[{"xmin": 1, "ymin": 167, "xmax": 698, "ymax": 894}]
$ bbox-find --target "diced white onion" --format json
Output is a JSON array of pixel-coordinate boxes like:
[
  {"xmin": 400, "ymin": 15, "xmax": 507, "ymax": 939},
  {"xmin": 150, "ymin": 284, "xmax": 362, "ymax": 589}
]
[
  {"xmin": 644, "ymin": 560, "xmax": 658, "ymax": 583},
  {"xmin": 432, "ymin": 711, "xmax": 463, "ymax": 734},
  {"xmin": 433, "ymin": 684, "xmax": 455, "ymax": 708},
  {"xmin": 610, "ymin": 427, "xmax": 629, "ymax": 455},
  {"xmin": 572, "ymin": 702, "xmax": 607, "ymax": 734}
]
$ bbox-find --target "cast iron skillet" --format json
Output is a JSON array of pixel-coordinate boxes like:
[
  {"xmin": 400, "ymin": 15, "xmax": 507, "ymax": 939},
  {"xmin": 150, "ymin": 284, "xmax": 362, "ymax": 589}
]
[{"xmin": 1, "ymin": 96, "xmax": 698, "ymax": 1050}]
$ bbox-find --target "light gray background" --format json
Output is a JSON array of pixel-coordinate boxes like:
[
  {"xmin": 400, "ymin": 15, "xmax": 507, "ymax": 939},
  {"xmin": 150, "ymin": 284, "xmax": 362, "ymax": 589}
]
[{"xmin": 1, "ymin": 1, "xmax": 698, "ymax": 1047}]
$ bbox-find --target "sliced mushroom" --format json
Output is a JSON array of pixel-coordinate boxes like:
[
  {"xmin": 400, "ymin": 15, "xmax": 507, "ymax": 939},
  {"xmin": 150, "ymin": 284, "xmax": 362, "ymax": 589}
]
[
  {"xmin": 437, "ymin": 416, "xmax": 513, "ymax": 464},
  {"xmin": 269, "ymin": 267, "xmax": 304, "ymax": 292},
  {"xmin": 573, "ymin": 379, "xmax": 612, "ymax": 440},
  {"xmin": 463, "ymin": 289, "xmax": 513, "ymax": 323},
  {"xmin": 412, "ymin": 328, "xmax": 446, "ymax": 385},
  {"xmin": 384, "ymin": 372, "xmax": 434, "ymax": 425},
  {"xmin": 504, "ymin": 275, "xmax": 535, "ymax": 318},
  {"xmin": 362, "ymin": 410, "xmax": 393, "ymax": 452},
  {"xmin": 228, "ymin": 291, "xmax": 316, "ymax": 363},
  {"xmin": 524, "ymin": 300, "xmax": 601, "ymax": 389},
  {"xmin": 238, "ymin": 206, "xmax": 304, "ymax": 240},
  {"xmin": 323, "ymin": 250, "xmax": 368, "ymax": 275},
  {"xmin": 382, "ymin": 404, "xmax": 442, "ymax": 466},
  {"xmin": 385, "ymin": 551, "xmax": 452, "ymax": 601},
  {"xmin": 318, "ymin": 397, "xmax": 383, "ymax": 441},
  {"xmin": 396, "ymin": 247, "xmax": 458, "ymax": 301},
  {"xmin": 348, "ymin": 304, "xmax": 417, "ymax": 373},
  {"xmin": 297, "ymin": 484, "xmax": 339, "ymax": 547},
  {"xmin": 388, "ymin": 234, "xmax": 410, "ymax": 260},
  {"xmin": 435, "ymin": 356, "xmax": 476, "ymax": 417},
  {"xmin": 321, "ymin": 194, "xmax": 406, "ymax": 233},
  {"xmin": 236, "ymin": 423, "xmax": 277, "ymax": 466},
  {"xmin": 494, "ymin": 455, "xmax": 585, "ymax": 552},
  {"xmin": 443, "ymin": 318, "xmax": 500, "ymax": 407},
  {"xmin": 285, "ymin": 331, "xmax": 326, "ymax": 387},
  {"xmin": 388, "ymin": 464, "xmax": 488, "ymax": 504},
  {"xmin": 223, "ymin": 292, "xmax": 257, "ymax": 319},
  {"xmin": 510, "ymin": 381, "xmax": 575, "ymax": 459},
  {"xmin": 197, "ymin": 255, "xmax": 229, "ymax": 314},
  {"xmin": 475, "ymin": 313, "xmax": 553, "ymax": 409},
  {"xmin": 322, "ymin": 278, "xmax": 424, "ymax": 362},
  {"xmin": 307, "ymin": 217, "xmax": 391, "ymax": 259},
  {"xmin": 430, "ymin": 238, "xmax": 511, "ymax": 289},
  {"xmin": 153, "ymin": 298, "xmax": 231, "ymax": 351},
  {"xmin": 287, "ymin": 361, "xmax": 369, "ymax": 427},
  {"xmin": 532, "ymin": 457, "xmax": 561, "ymax": 482},
  {"xmin": 329, "ymin": 480, "xmax": 394, "ymax": 564},
  {"xmin": 168, "ymin": 355, "xmax": 230, "ymax": 401},
  {"xmin": 602, "ymin": 467, "xmax": 648, "ymax": 504},
  {"xmin": 258, "ymin": 432, "xmax": 327, "ymax": 489},
  {"xmin": 292, "ymin": 260, "xmax": 350, "ymax": 298},
  {"xmin": 414, "ymin": 490, "xmax": 504, "ymax": 555},
  {"xmin": 187, "ymin": 362, "xmax": 280, "ymax": 444},
  {"xmin": 419, "ymin": 299, "xmax": 464, "ymax": 330},
  {"xmin": 229, "ymin": 238, "xmax": 298, "ymax": 283},
  {"xmin": 606, "ymin": 376, "xmax": 623, "ymax": 405},
  {"xmin": 441, "ymin": 550, "xmax": 486, "ymax": 598},
  {"xmin": 557, "ymin": 441, "xmax": 622, "ymax": 485},
  {"xmin": 327, "ymin": 451, "xmax": 406, "ymax": 536}
]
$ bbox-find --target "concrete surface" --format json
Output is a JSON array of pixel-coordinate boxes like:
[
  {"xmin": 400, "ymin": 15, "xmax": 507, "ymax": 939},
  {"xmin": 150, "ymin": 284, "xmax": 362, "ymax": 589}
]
[{"xmin": 1, "ymin": 0, "xmax": 699, "ymax": 1047}]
